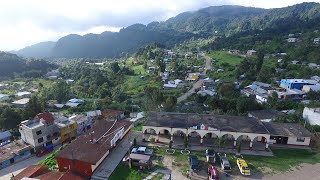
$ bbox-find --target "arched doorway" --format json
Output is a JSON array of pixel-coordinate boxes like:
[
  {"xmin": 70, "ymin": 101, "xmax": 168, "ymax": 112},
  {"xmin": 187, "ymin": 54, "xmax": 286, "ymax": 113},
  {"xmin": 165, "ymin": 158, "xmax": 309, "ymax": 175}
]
[
  {"xmin": 188, "ymin": 131, "xmax": 202, "ymax": 145},
  {"xmin": 236, "ymin": 135, "xmax": 252, "ymax": 150},
  {"xmin": 158, "ymin": 129, "xmax": 171, "ymax": 143},
  {"xmin": 172, "ymin": 130, "xmax": 186, "ymax": 146},
  {"xmin": 143, "ymin": 128, "xmax": 158, "ymax": 142},
  {"xmin": 203, "ymin": 132, "xmax": 219, "ymax": 147},
  {"xmin": 220, "ymin": 134, "xmax": 235, "ymax": 148},
  {"xmin": 252, "ymin": 135, "xmax": 268, "ymax": 150}
]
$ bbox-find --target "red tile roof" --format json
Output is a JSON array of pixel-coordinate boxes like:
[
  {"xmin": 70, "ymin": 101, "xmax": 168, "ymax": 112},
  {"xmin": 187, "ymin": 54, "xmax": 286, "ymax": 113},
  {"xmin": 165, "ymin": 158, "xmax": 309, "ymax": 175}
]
[
  {"xmin": 56, "ymin": 120, "xmax": 131, "ymax": 164},
  {"xmin": 12, "ymin": 165, "xmax": 46, "ymax": 180},
  {"xmin": 12, "ymin": 165, "xmax": 85, "ymax": 180},
  {"xmin": 37, "ymin": 112, "xmax": 55, "ymax": 123},
  {"xmin": 102, "ymin": 109, "xmax": 124, "ymax": 119}
]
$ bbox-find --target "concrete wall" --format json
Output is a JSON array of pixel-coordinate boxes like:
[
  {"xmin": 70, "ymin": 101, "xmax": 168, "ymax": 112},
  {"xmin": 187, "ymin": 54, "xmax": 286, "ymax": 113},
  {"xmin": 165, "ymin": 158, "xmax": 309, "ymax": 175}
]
[
  {"xmin": 287, "ymin": 137, "xmax": 311, "ymax": 146},
  {"xmin": 303, "ymin": 107, "xmax": 320, "ymax": 125}
]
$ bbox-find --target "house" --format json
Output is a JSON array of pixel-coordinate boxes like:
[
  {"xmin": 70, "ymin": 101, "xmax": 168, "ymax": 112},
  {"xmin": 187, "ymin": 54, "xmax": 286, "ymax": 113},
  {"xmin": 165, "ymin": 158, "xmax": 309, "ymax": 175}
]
[
  {"xmin": 0, "ymin": 140, "xmax": 33, "ymax": 170},
  {"xmin": 264, "ymin": 122, "xmax": 312, "ymax": 147},
  {"xmin": 163, "ymin": 84, "xmax": 177, "ymax": 89},
  {"xmin": 241, "ymin": 82, "xmax": 274, "ymax": 103},
  {"xmin": 0, "ymin": 130, "xmax": 12, "ymax": 147},
  {"xmin": 308, "ymin": 63, "xmax": 320, "ymax": 69},
  {"xmin": 291, "ymin": 60, "xmax": 300, "ymax": 64},
  {"xmin": 0, "ymin": 94, "xmax": 10, "ymax": 102},
  {"xmin": 65, "ymin": 98, "xmax": 84, "ymax": 108},
  {"xmin": 268, "ymin": 88, "xmax": 305, "ymax": 100},
  {"xmin": 15, "ymin": 91, "xmax": 31, "ymax": 97},
  {"xmin": 12, "ymin": 98, "xmax": 30, "ymax": 108},
  {"xmin": 186, "ymin": 73, "xmax": 200, "ymax": 81},
  {"xmin": 303, "ymin": 107, "xmax": 320, "ymax": 126},
  {"xmin": 197, "ymin": 90, "xmax": 217, "ymax": 97},
  {"xmin": 102, "ymin": 109, "xmax": 125, "ymax": 120},
  {"xmin": 69, "ymin": 115, "xmax": 93, "ymax": 135},
  {"xmin": 128, "ymin": 153, "xmax": 152, "ymax": 169},
  {"xmin": 160, "ymin": 72, "xmax": 170, "ymax": 80},
  {"xmin": 288, "ymin": 34, "xmax": 295, "ymax": 37},
  {"xmin": 302, "ymin": 84, "xmax": 320, "ymax": 93},
  {"xmin": 46, "ymin": 69, "xmax": 60, "ymax": 77},
  {"xmin": 311, "ymin": 76, "xmax": 320, "ymax": 83},
  {"xmin": 314, "ymin": 38, "xmax": 320, "ymax": 45},
  {"xmin": 287, "ymin": 38, "xmax": 297, "ymax": 43},
  {"xmin": 54, "ymin": 116, "xmax": 78, "ymax": 144},
  {"xmin": 12, "ymin": 164, "xmax": 84, "ymax": 180},
  {"xmin": 280, "ymin": 79, "xmax": 317, "ymax": 90},
  {"xmin": 248, "ymin": 109, "xmax": 282, "ymax": 122},
  {"xmin": 65, "ymin": 79, "xmax": 75, "ymax": 84},
  {"xmin": 217, "ymin": 69, "xmax": 224, "ymax": 73},
  {"xmin": 86, "ymin": 110, "xmax": 102, "ymax": 118},
  {"xmin": 56, "ymin": 120, "xmax": 132, "ymax": 177},
  {"xmin": 143, "ymin": 112, "xmax": 312, "ymax": 150},
  {"xmin": 228, "ymin": 50, "xmax": 241, "ymax": 55},
  {"xmin": 19, "ymin": 112, "xmax": 60, "ymax": 150},
  {"xmin": 247, "ymin": 50, "xmax": 256, "ymax": 56}
]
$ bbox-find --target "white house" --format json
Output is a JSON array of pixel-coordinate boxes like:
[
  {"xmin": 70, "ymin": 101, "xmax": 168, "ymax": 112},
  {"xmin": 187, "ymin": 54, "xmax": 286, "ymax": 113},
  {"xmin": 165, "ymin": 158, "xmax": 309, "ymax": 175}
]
[
  {"xmin": 287, "ymin": 38, "xmax": 297, "ymax": 43},
  {"xmin": 302, "ymin": 84, "xmax": 320, "ymax": 93},
  {"xmin": 247, "ymin": 50, "xmax": 257, "ymax": 56},
  {"xmin": 303, "ymin": 107, "xmax": 320, "ymax": 125},
  {"xmin": 314, "ymin": 38, "xmax": 320, "ymax": 45},
  {"xmin": 0, "ymin": 94, "xmax": 10, "ymax": 102}
]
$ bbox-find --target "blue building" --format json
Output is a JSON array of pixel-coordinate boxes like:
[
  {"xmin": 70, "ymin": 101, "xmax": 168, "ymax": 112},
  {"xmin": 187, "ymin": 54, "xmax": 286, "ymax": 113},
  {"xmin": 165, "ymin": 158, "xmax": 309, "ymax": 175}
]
[
  {"xmin": 280, "ymin": 79, "xmax": 317, "ymax": 90},
  {"xmin": 0, "ymin": 131, "xmax": 12, "ymax": 147}
]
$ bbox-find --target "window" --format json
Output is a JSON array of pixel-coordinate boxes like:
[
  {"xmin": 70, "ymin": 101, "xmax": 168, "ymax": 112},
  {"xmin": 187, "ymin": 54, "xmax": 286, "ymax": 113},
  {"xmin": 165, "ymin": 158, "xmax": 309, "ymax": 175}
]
[
  {"xmin": 297, "ymin": 137, "xmax": 305, "ymax": 142},
  {"xmin": 46, "ymin": 135, "xmax": 51, "ymax": 139},
  {"xmin": 36, "ymin": 130, "xmax": 42, "ymax": 135},
  {"xmin": 38, "ymin": 137, "xmax": 44, "ymax": 143},
  {"xmin": 270, "ymin": 136, "xmax": 277, "ymax": 140}
]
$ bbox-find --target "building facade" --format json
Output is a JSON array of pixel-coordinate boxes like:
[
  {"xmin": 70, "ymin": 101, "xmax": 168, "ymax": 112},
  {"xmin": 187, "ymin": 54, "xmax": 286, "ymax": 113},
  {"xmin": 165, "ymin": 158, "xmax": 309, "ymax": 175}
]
[
  {"xmin": 19, "ymin": 112, "xmax": 60, "ymax": 149},
  {"xmin": 280, "ymin": 79, "xmax": 316, "ymax": 90},
  {"xmin": 54, "ymin": 116, "xmax": 78, "ymax": 144}
]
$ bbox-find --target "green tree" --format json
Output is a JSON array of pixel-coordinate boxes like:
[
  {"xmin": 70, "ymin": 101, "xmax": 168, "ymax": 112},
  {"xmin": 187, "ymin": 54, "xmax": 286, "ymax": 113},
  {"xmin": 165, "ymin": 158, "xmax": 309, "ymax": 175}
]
[
  {"xmin": 163, "ymin": 96, "xmax": 177, "ymax": 112},
  {"xmin": 0, "ymin": 107, "xmax": 22, "ymax": 130},
  {"xmin": 24, "ymin": 95, "xmax": 44, "ymax": 119}
]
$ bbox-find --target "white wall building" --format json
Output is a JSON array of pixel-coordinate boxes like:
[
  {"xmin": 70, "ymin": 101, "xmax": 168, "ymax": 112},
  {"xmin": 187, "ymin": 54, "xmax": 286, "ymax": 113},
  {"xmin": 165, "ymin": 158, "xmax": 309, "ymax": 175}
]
[{"xmin": 303, "ymin": 107, "xmax": 320, "ymax": 125}]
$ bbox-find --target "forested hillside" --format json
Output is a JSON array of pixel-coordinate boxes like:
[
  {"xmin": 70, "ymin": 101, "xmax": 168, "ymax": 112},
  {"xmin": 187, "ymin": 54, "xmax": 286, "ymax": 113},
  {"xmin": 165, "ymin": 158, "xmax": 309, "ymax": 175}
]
[
  {"xmin": 15, "ymin": 2, "xmax": 320, "ymax": 59},
  {"xmin": 0, "ymin": 52, "xmax": 56, "ymax": 78}
]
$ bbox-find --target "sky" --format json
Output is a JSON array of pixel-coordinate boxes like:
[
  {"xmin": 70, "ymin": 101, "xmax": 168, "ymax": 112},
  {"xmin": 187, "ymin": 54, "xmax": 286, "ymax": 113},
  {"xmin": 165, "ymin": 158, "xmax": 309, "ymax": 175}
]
[{"xmin": 0, "ymin": 0, "xmax": 319, "ymax": 51}]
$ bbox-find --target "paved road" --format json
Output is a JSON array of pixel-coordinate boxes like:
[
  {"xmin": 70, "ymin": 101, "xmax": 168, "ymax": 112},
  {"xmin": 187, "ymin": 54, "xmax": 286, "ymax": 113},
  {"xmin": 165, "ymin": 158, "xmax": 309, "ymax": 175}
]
[
  {"xmin": 0, "ymin": 146, "xmax": 60, "ymax": 180},
  {"xmin": 177, "ymin": 55, "xmax": 211, "ymax": 104},
  {"xmin": 91, "ymin": 131, "xmax": 142, "ymax": 180},
  {"xmin": 177, "ymin": 80, "xmax": 204, "ymax": 103}
]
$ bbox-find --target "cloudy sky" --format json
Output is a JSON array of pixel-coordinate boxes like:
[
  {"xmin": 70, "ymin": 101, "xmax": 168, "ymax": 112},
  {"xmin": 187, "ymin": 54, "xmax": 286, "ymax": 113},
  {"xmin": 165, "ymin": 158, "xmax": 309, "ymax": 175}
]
[{"xmin": 1, "ymin": 0, "xmax": 319, "ymax": 51}]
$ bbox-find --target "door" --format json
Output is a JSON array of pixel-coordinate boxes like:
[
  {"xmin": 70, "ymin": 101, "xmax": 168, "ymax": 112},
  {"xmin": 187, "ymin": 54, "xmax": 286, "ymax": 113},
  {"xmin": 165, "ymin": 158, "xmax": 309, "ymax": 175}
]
[{"xmin": 282, "ymin": 137, "xmax": 288, "ymax": 144}]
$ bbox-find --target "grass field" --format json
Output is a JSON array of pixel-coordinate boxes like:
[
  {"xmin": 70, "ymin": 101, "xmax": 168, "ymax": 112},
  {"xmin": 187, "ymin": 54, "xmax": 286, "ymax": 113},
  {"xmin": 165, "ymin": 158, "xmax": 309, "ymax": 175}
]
[
  {"xmin": 109, "ymin": 163, "xmax": 153, "ymax": 180},
  {"xmin": 210, "ymin": 51, "xmax": 244, "ymax": 66},
  {"xmin": 122, "ymin": 76, "xmax": 160, "ymax": 95},
  {"xmin": 243, "ymin": 148, "xmax": 320, "ymax": 172}
]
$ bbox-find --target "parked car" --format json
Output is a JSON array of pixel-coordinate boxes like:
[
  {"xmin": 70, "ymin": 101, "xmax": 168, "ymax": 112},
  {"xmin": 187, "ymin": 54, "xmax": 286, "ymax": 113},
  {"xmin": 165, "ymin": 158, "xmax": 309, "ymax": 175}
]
[
  {"xmin": 237, "ymin": 158, "xmax": 250, "ymax": 176},
  {"xmin": 36, "ymin": 145, "xmax": 53, "ymax": 157},
  {"xmin": 205, "ymin": 149, "xmax": 216, "ymax": 164},
  {"xmin": 189, "ymin": 155, "xmax": 199, "ymax": 171},
  {"xmin": 208, "ymin": 165, "xmax": 220, "ymax": 180},
  {"xmin": 131, "ymin": 146, "xmax": 153, "ymax": 155},
  {"xmin": 216, "ymin": 153, "xmax": 231, "ymax": 172}
]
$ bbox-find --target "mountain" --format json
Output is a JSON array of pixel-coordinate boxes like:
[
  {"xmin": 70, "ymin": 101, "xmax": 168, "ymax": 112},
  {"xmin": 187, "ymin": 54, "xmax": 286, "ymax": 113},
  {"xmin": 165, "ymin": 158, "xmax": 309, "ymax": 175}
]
[
  {"xmin": 15, "ymin": 41, "xmax": 56, "ymax": 58},
  {"xmin": 16, "ymin": 2, "xmax": 320, "ymax": 58}
]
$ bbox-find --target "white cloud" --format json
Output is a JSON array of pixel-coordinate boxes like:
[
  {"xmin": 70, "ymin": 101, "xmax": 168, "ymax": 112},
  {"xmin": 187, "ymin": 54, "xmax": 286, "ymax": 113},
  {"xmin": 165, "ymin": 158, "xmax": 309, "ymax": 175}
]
[{"xmin": 0, "ymin": 0, "xmax": 319, "ymax": 51}]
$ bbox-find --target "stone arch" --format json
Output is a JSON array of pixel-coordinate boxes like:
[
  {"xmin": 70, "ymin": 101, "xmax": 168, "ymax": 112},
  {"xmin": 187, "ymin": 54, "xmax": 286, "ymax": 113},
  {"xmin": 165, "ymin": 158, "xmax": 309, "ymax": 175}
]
[
  {"xmin": 236, "ymin": 135, "xmax": 251, "ymax": 142},
  {"xmin": 252, "ymin": 135, "xmax": 269, "ymax": 143},
  {"xmin": 220, "ymin": 133, "xmax": 235, "ymax": 141},
  {"xmin": 158, "ymin": 128, "xmax": 171, "ymax": 136},
  {"xmin": 203, "ymin": 132, "xmax": 219, "ymax": 139},
  {"xmin": 144, "ymin": 128, "xmax": 158, "ymax": 135},
  {"xmin": 188, "ymin": 131, "xmax": 201, "ymax": 138},
  {"xmin": 172, "ymin": 130, "xmax": 186, "ymax": 137}
]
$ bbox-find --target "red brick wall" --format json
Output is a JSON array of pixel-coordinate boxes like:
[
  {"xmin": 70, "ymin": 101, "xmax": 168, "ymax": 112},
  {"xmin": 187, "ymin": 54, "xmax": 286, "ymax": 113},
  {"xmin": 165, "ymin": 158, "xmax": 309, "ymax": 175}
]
[{"xmin": 57, "ymin": 157, "xmax": 93, "ymax": 177}]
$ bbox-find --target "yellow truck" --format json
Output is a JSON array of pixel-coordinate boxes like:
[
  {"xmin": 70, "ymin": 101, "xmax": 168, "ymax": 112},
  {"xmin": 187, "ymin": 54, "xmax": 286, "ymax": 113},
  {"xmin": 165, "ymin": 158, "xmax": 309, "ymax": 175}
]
[{"xmin": 236, "ymin": 158, "xmax": 250, "ymax": 176}]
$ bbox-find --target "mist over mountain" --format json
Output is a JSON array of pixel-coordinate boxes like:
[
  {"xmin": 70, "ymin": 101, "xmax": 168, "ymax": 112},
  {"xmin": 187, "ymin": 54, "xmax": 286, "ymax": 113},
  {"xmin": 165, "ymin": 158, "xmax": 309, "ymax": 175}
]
[{"xmin": 16, "ymin": 2, "xmax": 320, "ymax": 58}]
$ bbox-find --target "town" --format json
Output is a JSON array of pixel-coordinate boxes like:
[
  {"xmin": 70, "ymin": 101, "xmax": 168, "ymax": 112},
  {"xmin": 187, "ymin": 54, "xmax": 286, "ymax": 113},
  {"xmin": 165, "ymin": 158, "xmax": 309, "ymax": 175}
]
[{"xmin": 1, "ymin": 2, "xmax": 320, "ymax": 180}]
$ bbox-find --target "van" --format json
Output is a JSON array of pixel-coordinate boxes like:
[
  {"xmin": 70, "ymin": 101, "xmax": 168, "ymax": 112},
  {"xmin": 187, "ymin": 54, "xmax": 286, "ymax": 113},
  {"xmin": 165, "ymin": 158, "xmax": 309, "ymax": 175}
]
[{"xmin": 189, "ymin": 155, "xmax": 199, "ymax": 171}]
